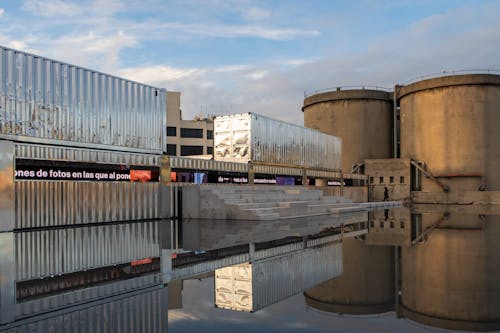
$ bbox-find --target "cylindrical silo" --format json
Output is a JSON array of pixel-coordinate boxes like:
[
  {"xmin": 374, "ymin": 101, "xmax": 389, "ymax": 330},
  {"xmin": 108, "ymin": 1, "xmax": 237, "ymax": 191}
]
[
  {"xmin": 399, "ymin": 74, "xmax": 500, "ymax": 191},
  {"xmin": 302, "ymin": 89, "xmax": 393, "ymax": 172},
  {"xmin": 304, "ymin": 238, "xmax": 394, "ymax": 315},
  {"xmin": 401, "ymin": 213, "xmax": 500, "ymax": 331}
]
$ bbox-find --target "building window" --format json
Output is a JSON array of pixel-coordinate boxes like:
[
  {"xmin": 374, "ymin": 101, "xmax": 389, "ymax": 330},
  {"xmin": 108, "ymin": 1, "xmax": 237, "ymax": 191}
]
[
  {"xmin": 181, "ymin": 145, "xmax": 203, "ymax": 156},
  {"xmin": 167, "ymin": 126, "xmax": 177, "ymax": 136},
  {"xmin": 166, "ymin": 144, "xmax": 177, "ymax": 156},
  {"xmin": 207, "ymin": 146, "xmax": 213, "ymax": 154},
  {"xmin": 390, "ymin": 176, "xmax": 394, "ymax": 183},
  {"xmin": 400, "ymin": 176, "xmax": 405, "ymax": 184},
  {"xmin": 207, "ymin": 130, "xmax": 213, "ymax": 140},
  {"xmin": 370, "ymin": 221, "xmax": 374, "ymax": 228},
  {"xmin": 181, "ymin": 128, "xmax": 203, "ymax": 138},
  {"xmin": 370, "ymin": 177, "xmax": 374, "ymax": 184},
  {"xmin": 400, "ymin": 221, "xmax": 405, "ymax": 228},
  {"xmin": 390, "ymin": 221, "xmax": 395, "ymax": 228},
  {"xmin": 380, "ymin": 221, "xmax": 384, "ymax": 228},
  {"xmin": 379, "ymin": 176, "xmax": 384, "ymax": 184}
]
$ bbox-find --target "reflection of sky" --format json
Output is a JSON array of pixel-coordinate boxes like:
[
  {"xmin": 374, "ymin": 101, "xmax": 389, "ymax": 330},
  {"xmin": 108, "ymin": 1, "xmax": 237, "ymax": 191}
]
[{"xmin": 169, "ymin": 278, "xmax": 455, "ymax": 333}]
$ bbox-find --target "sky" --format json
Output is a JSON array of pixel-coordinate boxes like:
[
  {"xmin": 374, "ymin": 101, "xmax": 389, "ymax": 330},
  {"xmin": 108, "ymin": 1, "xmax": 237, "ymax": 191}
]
[{"xmin": 0, "ymin": 0, "xmax": 499, "ymax": 124}]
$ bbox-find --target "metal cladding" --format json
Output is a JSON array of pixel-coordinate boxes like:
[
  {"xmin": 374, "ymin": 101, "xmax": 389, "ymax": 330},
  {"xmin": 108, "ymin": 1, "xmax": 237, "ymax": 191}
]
[
  {"xmin": 0, "ymin": 46, "xmax": 166, "ymax": 153},
  {"xmin": 214, "ymin": 241, "xmax": 342, "ymax": 312},
  {"xmin": 2, "ymin": 286, "xmax": 168, "ymax": 333},
  {"xmin": 302, "ymin": 89, "xmax": 392, "ymax": 172},
  {"xmin": 398, "ymin": 74, "xmax": 500, "ymax": 191},
  {"xmin": 214, "ymin": 113, "xmax": 342, "ymax": 170},
  {"xmin": 1, "ymin": 141, "xmax": 162, "ymax": 229},
  {"xmin": 15, "ymin": 221, "xmax": 160, "ymax": 281}
]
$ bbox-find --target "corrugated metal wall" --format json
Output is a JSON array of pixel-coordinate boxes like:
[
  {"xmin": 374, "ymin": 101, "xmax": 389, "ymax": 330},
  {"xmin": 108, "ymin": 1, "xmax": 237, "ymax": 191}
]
[
  {"xmin": 16, "ymin": 275, "xmax": 162, "ymax": 319},
  {"xmin": 0, "ymin": 47, "xmax": 166, "ymax": 153},
  {"xmin": 5, "ymin": 287, "xmax": 168, "ymax": 333},
  {"xmin": 13, "ymin": 143, "xmax": 161, "ymax": 229},
  {"xmin": 15, "ymin": 221, "xmax": 160, "ymax": 280}
]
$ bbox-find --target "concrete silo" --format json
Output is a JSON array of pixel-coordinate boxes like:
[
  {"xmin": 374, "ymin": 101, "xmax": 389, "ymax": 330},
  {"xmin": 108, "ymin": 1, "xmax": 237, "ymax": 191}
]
[
  {"xmin": 398, "ymin": 74, "xmax": 500, "ymax": 192},
  {"xmin": 401, "ymin": 213, "xmax": 500, "ymax": 331},
  {"xmin": 302, "ymin": 89, "xmax": 393, "ymax": 172},
  {"xmin": 302, "ymin": 88, "xmax": 395, "ymax": 315}
]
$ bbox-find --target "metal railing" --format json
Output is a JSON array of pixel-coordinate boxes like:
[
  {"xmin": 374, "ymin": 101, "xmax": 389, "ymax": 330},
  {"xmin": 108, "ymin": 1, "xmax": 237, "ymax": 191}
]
[{"xmin": 304, "ymin": 85, "xmax": 392, "ymax": 98}]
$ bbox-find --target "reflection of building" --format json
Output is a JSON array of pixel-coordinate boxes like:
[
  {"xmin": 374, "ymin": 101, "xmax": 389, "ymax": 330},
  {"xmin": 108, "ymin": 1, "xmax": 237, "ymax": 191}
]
[
  {"xmin": 304, "ymin": 238, "xmax": 394, "ymax": 314},
  {"xmin": 166, "ymin": 91, "xmax": 214, "ymax": 156},
  {"xmin": 400, "ymin": 212, "xmax": 500, "ymax": 331},
  {"xmin": 366, "ymin": 208, "xmax": 410, "ymax": 247}
]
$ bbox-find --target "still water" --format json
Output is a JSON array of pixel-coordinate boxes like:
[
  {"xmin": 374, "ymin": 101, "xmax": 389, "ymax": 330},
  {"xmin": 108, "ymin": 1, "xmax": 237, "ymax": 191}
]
[{"xmin": 1, "ymin": 205, "xmax": 499, "ymax": 332}]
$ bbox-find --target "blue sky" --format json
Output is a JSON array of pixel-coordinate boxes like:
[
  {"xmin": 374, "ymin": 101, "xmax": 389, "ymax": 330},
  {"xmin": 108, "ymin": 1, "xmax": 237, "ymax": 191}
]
[{"xmin": 0, "ymin": 0, "xmax": 499, "ymax": 124}]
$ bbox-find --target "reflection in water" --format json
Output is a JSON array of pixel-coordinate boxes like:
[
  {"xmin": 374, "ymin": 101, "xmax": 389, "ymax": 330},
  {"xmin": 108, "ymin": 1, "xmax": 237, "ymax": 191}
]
[
  {"xmin": 304, "ymin": 206, "xmax": 500, "ymax": 332},
  {"xmin": 400, "ymin": 211, "xmax": 500, "ymax": 331}
]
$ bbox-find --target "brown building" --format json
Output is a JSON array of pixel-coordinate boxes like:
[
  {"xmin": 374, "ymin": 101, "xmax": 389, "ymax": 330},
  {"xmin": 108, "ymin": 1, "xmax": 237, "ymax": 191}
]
[{"xmin": 166, "ymin": 91, "xmax": 214, "ymax": 157}]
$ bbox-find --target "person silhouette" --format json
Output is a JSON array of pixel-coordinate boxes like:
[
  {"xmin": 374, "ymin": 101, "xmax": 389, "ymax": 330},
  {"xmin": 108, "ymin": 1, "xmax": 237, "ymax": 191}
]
[{"xmin": 383, "ymin": 186, "xmax": 389, "ymax": 201}]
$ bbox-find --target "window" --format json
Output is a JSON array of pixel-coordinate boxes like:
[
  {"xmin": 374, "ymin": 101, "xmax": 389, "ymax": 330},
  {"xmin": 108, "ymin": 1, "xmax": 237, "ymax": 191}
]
[
  {"xmin": 390, "ymin": 221, "xmax": 395, "ymax": 228},
  {"xmin": 400, "ymin": 221, "xmax": 405, "ymax": 229},
  {"xmin": 207, "ymin": 130, "xmax": 213, "ymax": 140},
  {"xmin": 400, "ymin": 176, "xmax": 405, "ymax": 184},
  {"xmin": 370, "ymin": 177, "xmax": 374, "ymax": 184},
  {"xmin": 167, "ymin": 127, "xmax": 177, "ymax": 136},
  {"xmin": 181, "ymin": 128, "xmax": 203, "ymax": 138},
  {"xmin": 166, "ymin": 144, "xmax": 177, "ymax": 156},
  {"xmin": 379, "ymin": 176, "xmax": 384, "ymax": 184},
  {"xmin": 380, "ymin": 221, "xmax": 384, "ymax": 228},
  {"xmin": 207, "ymin": 146, "xmax": 213, "ymax": 154},
  {"xmin": 390, "ymin": 176, "xmax": 394, "ymax": 183},
  {"xmin": 370, "ymin": 221, "xmax": 374, "ymax": 228},
  {"xmin": 181, "ymin": 145, "xmax": 203, "ymax": 156}
]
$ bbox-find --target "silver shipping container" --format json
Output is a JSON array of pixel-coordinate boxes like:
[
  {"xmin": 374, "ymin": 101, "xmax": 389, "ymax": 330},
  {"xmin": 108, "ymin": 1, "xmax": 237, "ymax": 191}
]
[
  {"xmin": 0, "ymin": 46, "xmax": 166, "ymax": 153},
  {"xmin": 214, "ymin": 241, "xmax": 343, "ymax": 312},
  {"xmin": 214, "ymin": 113, "xmax": 342, "ymax": 170},
  {"xmin": 0, "ymin": 141, "xmax": 162, "ymax": 230},
  {"xmin": 2, "ymin": 286, "xmax": 168, "ymax": 333},
  {"xmin": 15, "ymin": 221, "xmax": 161, "ymax": 281}
]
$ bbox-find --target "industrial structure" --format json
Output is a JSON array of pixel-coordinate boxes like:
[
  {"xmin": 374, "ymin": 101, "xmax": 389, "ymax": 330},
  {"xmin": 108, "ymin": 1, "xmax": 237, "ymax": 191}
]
[{"xmin": 302, "ymin": 72, "xmax": 500, "ymax": 331}]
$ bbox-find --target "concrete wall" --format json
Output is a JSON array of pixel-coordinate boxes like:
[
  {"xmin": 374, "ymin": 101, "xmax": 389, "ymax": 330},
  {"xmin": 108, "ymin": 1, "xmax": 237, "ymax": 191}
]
[
  {"xmin": 303, "ymin": 89, "xmax": 393, "ymax": 172},
  {"xmin": 399, "ymin": 74, "xmax": 500, "ymax": 192},
  {"xmin": 365, "ymin": 208, "xmax": 410, "ymax": 247},
  {"xmin": 304, "ymin": 238, "xmax": 394, "ymax": 315},
  {"xmin": 365, "ymin": 158, "xmax": 411, "ymax": 202},
  {"xmin": 401, "ymin": 212, "xmax": 500, "ymax": 331},
  {"xmin": 315, "ymin": 186, "xmax": 368, "ymax": 203}
]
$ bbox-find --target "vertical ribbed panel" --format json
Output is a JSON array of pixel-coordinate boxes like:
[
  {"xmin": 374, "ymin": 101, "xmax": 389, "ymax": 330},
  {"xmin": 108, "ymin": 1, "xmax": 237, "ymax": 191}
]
[
  {"xmin": 15, "ymin": 222, "xmax": 160, "ymax": 280},
  {"xmin": 14, "ymin": 181, "xmax": 159, "ymax": 228},
  {"xmin": 0, "ymin": 47, "xmax": 166, "ymax": 153},
  {"xmin": 5, "ymin": 287, "xmax": 167, "ymax": 333}
]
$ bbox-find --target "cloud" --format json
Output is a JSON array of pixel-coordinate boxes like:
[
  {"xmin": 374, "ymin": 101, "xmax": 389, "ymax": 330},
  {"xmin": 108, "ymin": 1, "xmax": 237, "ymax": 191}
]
[
  {"xmin": 22, "ymin": 0, "xmax": 82, "ymax": 17},
  {"xmin": 242, "ymin": 7, "xmax": 271, "ymax": 21},
  {"xmin": 118, "ymin": 65, "xmax": 202, "ymax": 84},
  {"xmin": 0, "ymin": 8, "xmax": 4, "ymax": 17}
]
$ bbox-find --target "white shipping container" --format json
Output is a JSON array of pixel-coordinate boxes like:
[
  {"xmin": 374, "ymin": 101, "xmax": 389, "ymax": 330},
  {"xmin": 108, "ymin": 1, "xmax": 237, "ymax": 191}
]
[
  {"xmin": 213, "ymin": 113, "xmax": 342, "ymax": 170},
  {"xmin": 214, "ymin": 242, "xmax": 342, "ymax": 312}
]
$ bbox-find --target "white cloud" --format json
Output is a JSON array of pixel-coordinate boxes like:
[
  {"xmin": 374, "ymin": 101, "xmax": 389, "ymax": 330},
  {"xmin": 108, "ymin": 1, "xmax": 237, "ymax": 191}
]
[
  {"xmin": 242, "ymin": 7, "xmax": 271, "ymax": 21},
  {"xmin": 0, "ymin": 8, "xmax": 4, "ymax": 17},
  {"xmin": 22, "ymin": 0, "xmax": 82, "ymax": 17},
  {"xmin": 118, "ymin": 65, "xmax": 202, "ymax": 85}
]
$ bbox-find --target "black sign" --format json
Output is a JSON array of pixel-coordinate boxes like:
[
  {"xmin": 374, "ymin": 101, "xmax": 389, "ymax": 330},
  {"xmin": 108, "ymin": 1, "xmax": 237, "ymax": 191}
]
[{"xmin": 14, "ymin": 159, "xmax": 160, "ymax": 182}]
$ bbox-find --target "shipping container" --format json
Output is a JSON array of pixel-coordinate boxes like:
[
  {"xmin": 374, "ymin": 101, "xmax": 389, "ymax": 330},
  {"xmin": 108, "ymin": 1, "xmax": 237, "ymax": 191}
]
[
  {"xmin": 0, "ymin": 140, "xmax": 163, "ymax": 230},
  {"xmin": 213, "ymin": 113, "xmax": 342, "ymax": 170},
  {"xmin": 214, "ymin": 241, "xmax": 342, "ymax": 312},
  {"xmin": 0, "ymin": 46, "xmax": 166, "ymax": 153},
  {"xmin": 1, "ymin": 286, "xmax": 167, "ymax": 333}
]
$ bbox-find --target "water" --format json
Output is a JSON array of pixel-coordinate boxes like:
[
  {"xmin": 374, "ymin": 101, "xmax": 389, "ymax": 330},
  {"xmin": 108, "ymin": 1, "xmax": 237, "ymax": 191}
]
[{"xmin": 1, "ymin": 205, "xmax": 499, "ymax": 332}]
